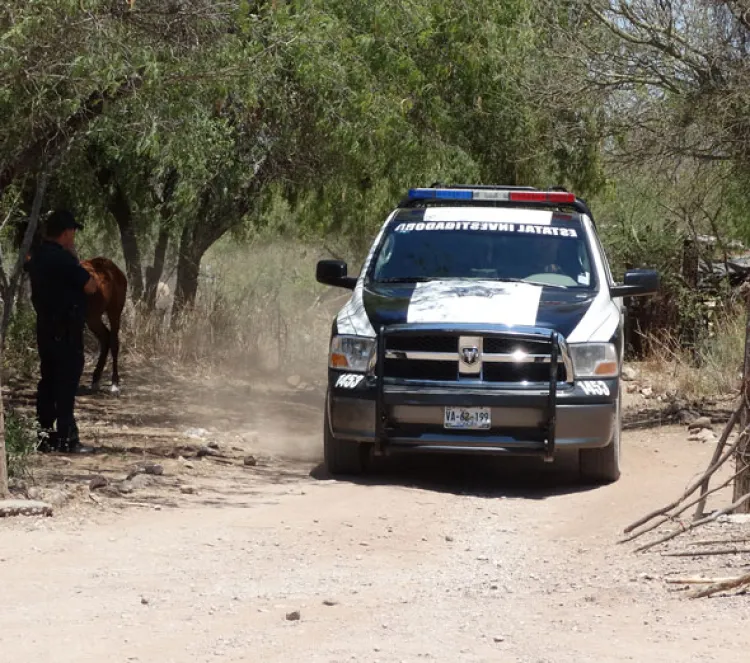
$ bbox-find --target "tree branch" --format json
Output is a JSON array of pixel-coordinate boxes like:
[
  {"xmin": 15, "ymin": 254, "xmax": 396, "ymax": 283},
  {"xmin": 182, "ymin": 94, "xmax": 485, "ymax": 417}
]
[
  {"xmin": 0, "ymin": 69, "xmax": 145, "ymax": 200},
  {"xmin": 0, "ymin": 170, "xmax": 49, "ymax": 347}
]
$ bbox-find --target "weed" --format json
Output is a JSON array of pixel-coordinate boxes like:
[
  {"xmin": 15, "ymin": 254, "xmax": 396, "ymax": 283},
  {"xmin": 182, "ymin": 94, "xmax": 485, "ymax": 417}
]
[
  {"xmin": 644, "ymin": 301, "xmax": 745, "ymax": 400},
  {"xmin": 4, "ymin": 303, "xmax": 38, "ymax": 378},
  {"xmin": 4, "ymin": 408, "xmax": 38, "ymax": 478}
]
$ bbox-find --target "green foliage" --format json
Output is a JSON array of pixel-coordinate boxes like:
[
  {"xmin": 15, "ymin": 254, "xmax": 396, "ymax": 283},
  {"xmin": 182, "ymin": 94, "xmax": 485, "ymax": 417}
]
[
  {"xmin": 4, "ymin": 408, "xmax": 38, "ymax": 478},
  {"xmin": 3, "ymin": 1, "xmax": 607, "ymax": 250},
  {"xmin": 3, "ymin": 304, "xmax": 38, "ymax": 378}
]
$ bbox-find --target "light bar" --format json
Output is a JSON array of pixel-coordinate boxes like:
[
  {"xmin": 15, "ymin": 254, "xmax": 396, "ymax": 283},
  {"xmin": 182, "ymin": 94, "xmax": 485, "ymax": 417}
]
[{"xmin": 407, "ymin": 188, "xmax": 576, "ymax": 204}]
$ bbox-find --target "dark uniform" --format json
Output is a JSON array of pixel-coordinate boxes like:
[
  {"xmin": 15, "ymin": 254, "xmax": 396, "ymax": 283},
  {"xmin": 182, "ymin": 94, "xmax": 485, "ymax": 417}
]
[{"xmin": 25, "ymin": 214, "xmax": 91, "ymax": 452}]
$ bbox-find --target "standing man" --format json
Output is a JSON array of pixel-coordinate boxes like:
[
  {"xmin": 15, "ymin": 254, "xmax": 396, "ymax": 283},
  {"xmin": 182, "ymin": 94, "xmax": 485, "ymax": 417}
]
[{"xmin": 25, "ymin": 209, "xmax": 98, "ymax": 454}]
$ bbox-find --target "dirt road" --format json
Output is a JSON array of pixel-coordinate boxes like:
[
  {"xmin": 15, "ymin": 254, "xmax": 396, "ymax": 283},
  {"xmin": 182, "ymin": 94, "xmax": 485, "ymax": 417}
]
[{"xmin": 1, "ymin": 371, "xmax": 750, "ymax": 662}]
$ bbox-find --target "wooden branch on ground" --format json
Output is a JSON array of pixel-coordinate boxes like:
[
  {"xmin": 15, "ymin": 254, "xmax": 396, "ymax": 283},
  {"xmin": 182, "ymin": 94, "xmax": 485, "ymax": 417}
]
[
  {"xmin": 690, "ymin": 537, "xmax": 750, "ymax": 546},
  {"xmin": 690, "ymin": 571, "xmax": 750, "ymax": 598},
  {"xmin": 694, "ymin": 406, "xmax": 742, "ymax": 517},
  {"xmin": 661, "ymin": 548, "xmax": 750, "ymax": 558},
  {"xmin": 619, "ymin": 462, "xmax": 746, "ymax": 544},
  {"xmin": 635, "ymin": 490, "xmax": 750, "ymax": 553},
  {"xmin": 665, "ymin": 576, "xmax": 741, "ymax": 585},
  {"xmin": 623, "ymin": 410, "xmax": 744, "ymax": 535}
]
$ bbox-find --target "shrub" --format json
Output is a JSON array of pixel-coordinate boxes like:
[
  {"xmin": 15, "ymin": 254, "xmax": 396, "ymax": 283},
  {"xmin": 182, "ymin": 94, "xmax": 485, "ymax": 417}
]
[{"xmin": 4, "ymin": 408, "xmax": 38, "ymax": 478}]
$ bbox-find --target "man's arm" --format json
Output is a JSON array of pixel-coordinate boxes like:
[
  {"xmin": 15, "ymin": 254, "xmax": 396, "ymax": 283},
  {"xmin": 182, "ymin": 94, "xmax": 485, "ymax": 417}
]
[{"xmin": 61, "ymin": 251, "xmax": 97, "ymax": 294}]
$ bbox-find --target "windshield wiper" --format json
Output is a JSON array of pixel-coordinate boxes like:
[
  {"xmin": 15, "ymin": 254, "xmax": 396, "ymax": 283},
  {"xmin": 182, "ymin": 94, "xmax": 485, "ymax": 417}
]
[
  {"xmin": 523, "ymin": 280, "xmax": 570, "ymax": 290},
  {"xmin": 490, "ymin": 277, "xmax": 570, "ymax": 290}
]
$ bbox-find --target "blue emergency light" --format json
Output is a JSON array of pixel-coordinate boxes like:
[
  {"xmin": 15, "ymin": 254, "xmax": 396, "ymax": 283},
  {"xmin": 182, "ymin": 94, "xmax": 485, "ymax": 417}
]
[{"xmin": 408, "ymin": 188, "xmax": 473, "ymax": 200}]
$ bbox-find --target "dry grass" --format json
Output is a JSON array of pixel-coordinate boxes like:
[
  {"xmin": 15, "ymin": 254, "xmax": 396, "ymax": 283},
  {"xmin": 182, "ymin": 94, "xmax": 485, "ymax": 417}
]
[
  {"xmin": 641, "ymin": 303, "xmax": 745, "ymax": 400},
  {"xmin": 120, "ymin": 238, "xmax": 355, "ymax": 382}
]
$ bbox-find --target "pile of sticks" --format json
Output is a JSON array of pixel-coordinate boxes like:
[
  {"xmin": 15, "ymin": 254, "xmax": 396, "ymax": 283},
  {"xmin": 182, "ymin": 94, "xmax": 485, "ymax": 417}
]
[{"xmin": 621, "ymin": 402, "xmax": 750, "ymax": 598}]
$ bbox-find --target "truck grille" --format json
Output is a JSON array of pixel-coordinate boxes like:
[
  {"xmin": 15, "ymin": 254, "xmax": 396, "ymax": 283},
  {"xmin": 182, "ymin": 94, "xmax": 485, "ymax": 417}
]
[
  {"xmin": 387, "ymin": 335, "xmax": 458, "ymax": 354},
  {"xmin": 382, "ymin": 329, "xmax": 572, "ymax": 385}
]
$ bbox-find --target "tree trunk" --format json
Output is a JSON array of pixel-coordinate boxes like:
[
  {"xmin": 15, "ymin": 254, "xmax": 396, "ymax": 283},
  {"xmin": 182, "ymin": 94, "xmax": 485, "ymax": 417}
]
[
  {"xmin": 90, "ymin": 149, "xmax": 144, "ymax": 300},
  {"xmin": 0, "ymin": 400, "xmax": 7, "ymax": 497},
  {"xmin": 0, "ymin": 173, "xmax": 49, "ymax": 347},
  {"xmin": 0, "ymin": 171, "xmax": 48, "ymax": 497},
  {"xmin": 734, "ymin": 287, "xmax": 750, "ymax": 511},
  {"xmin": 145, "ymin": 168, "xmax": 178, "ymax": 310},
  {"xmin": 169, "ymin": 157, "xmax": 274, "ymax": 324},
  {"xmin": 145, "ymin": 225, "xmax": 170, "ymax": 311},
  {"xmin": 681, "ymin": 238, "xmax": 700, "ymax": 357},
  {"xmin": 171, "ymin": 224, "xmax": 204, "ymax": 325},
  {"xmin": 114, "ymin": 202, "xmax": 144, "ymax": 301}
]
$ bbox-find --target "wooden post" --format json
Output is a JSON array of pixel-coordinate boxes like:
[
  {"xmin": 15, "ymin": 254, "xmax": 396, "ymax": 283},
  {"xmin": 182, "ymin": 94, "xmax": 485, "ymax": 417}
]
[
  {"xmin": 0, "ymin": 385, "xmax": 6, "ymax": 497},
  {"xmin": 734, "ymin": 283, "xmax": 750, "ymax": 511},
  {"xmin": 681, "ymin": 237, "xmax": 700, "ymax": 357}
]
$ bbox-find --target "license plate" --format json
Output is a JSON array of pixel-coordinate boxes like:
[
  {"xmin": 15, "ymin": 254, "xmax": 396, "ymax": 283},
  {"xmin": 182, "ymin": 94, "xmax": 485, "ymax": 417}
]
[{"xmin": 444, "ymin": 407, "xmax": 491, "ymax": 430}]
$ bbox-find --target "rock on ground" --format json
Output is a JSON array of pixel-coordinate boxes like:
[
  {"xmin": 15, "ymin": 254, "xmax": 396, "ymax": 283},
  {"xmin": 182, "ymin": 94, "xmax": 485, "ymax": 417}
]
[
  {"xmin": 688, "ymin": 416, "xmax": 713, "ymax": 431},
  {"xmin": 621, "ymin": 365, "xmax": 638, "ymax": 381},
  {"xmin": 0, "ymin": 499, "xmax": 53, "ymax": 518},
  {"xmin": 688, "ymin": 429, "xmax": 716, "ymax": 444}
]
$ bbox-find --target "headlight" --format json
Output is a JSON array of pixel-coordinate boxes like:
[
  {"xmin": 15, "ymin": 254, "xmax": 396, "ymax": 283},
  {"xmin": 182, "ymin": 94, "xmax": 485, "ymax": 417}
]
[
  {"xmin": 329, "ymin": 335, "xmax": 375, "ymax": 372},
  {"xmin": 569, "ymin": 343, "xmax": 618, "ymax": 378}
]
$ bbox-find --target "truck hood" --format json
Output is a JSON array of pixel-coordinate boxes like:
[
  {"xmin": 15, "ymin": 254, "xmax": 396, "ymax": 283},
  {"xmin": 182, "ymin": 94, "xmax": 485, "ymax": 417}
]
[{"xmin": 360, "ymin": 280, "xmax": 597, "ymax": 338}]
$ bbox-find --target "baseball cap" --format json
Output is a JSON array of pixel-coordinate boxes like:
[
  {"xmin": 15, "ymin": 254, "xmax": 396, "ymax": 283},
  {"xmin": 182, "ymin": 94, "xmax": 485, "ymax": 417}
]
[{"xmin": 45, "ymin": 209, "xmax": 83, "ymax": 236}]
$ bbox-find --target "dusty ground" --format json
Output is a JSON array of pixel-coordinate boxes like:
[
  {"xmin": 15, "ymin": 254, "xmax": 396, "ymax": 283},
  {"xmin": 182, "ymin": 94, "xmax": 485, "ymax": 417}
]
[{"xmin": 1, "ymin": 360, "xmax": 749, "ymax": 662}]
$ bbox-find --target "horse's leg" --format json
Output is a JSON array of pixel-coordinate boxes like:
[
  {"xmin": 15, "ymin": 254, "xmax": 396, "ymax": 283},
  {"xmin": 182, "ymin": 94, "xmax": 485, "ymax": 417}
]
[
  {"xmin": 109, "ymin": 308, "xmax": 122, "ymax": 396},
  {"xmin": 87, "ymin": 317, "xmax": 110, "ymax": 392}
]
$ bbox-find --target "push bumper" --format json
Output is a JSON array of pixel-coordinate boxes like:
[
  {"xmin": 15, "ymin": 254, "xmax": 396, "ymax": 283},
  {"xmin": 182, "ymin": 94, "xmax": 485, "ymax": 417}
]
[
  {"xmin": 328, "ymin": 382, "xmax": 617, "ymax": 459},
  {"xmin": 328, "ymin": 324, "xmax": 618, "ymax": 461}
]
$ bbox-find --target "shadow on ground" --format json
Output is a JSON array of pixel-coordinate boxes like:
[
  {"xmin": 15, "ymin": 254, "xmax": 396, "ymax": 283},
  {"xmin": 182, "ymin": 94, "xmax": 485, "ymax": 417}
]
[{"xmin": 309, "ymin": 450, "xmax": 600, "ymax": 500}]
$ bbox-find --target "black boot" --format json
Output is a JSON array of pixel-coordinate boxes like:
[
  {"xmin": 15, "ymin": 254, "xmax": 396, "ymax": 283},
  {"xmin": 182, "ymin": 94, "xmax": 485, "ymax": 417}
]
[
  {"xmin": 60, "ymin": 437, "xmax": 94, "ymax": 454},
  {"xmin": 59, "ymin": 420, "xmax": 93, "ymax": 454}
]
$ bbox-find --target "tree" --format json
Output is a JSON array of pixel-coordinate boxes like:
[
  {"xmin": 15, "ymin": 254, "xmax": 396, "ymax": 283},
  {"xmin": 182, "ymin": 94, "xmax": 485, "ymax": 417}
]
[
  {"xmin": 3, "ymin": 0, "xmax": 609, "ymax": 317},
  {"xmin": 559, "ymin": 0, "xmax": 750, "ymax": 511},
  {"xmin": 0, "ymin": 171, "xmax": 48, "ymax": 497}
]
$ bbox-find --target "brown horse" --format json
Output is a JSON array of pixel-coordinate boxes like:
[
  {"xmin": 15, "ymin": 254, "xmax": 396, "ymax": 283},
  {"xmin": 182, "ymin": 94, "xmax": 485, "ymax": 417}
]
[{"xmin": 80, "ymin": 257, "xmax": 128, "ymax": 395}]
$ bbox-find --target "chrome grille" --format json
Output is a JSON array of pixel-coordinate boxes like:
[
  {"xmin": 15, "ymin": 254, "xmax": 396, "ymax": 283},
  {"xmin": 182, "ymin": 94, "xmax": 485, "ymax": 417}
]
[{"xmin": 382, "ymin": 329, "xmax": 573, "ymax": 384}]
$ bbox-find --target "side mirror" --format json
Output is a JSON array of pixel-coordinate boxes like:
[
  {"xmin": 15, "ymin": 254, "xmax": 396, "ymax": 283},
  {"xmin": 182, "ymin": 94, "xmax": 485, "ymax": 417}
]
[
  {"xmin": 610, "ymin": 269, "xmax": 659, "ymax": 298},
  {"xmin": 316, "ymin": 259, "xmax": 358, "ymax": 290}
]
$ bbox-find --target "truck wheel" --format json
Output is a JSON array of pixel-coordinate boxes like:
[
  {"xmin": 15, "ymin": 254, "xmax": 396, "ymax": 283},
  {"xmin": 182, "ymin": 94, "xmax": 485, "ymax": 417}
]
[
  {"xmin": 324, "ymin": 396, "xmax": 368, "ymax": 476},
  {"xmin": 579, "ymin": 392, "xmax": 621, "ymax": 484}
]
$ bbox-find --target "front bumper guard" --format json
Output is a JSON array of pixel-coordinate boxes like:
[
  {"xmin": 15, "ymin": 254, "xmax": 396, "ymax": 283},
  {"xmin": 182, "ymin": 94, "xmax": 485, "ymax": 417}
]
[{"xmin": 373, "ymin": 323, "xmax": 570, "ymax": 462}]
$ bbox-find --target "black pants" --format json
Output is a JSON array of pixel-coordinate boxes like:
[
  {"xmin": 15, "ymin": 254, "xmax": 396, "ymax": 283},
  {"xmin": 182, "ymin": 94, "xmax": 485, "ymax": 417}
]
[{"xmin": 36, "ymin": 322, "xmax": 85, "ymax": 444}]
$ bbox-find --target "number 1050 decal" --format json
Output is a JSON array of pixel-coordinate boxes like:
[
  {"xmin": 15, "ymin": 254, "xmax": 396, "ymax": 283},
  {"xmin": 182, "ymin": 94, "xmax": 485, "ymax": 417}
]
[
  {"xmin": 579, "ymin": 380, "xmax": 611, "ymax": 396},
  {"xmin": 335, "ymin": 374, "xmax": 364, "ymax": 389}
]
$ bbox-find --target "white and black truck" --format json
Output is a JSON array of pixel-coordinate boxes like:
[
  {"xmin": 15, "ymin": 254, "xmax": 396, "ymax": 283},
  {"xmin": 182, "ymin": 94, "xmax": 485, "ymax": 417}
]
[{"xmin": 316, "ymin": 185, "xmax": 659, "ymax": 483}]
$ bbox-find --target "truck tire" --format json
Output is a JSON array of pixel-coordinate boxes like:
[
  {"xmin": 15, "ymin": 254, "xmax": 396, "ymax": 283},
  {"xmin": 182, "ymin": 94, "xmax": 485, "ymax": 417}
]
[
  {"xmin": 324, "ymin": 395, "xmax": 368, "ymax": 476},
  {"xmin": 579, "ymin": 391, "xmax": 621, "ymax": 484}
]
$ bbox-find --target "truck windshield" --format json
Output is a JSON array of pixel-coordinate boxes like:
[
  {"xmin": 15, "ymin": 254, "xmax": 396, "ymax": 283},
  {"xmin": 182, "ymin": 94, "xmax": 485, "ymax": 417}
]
[{"xmin": 369, "ymin": 213, "xmax": 596, "ymax": 289}]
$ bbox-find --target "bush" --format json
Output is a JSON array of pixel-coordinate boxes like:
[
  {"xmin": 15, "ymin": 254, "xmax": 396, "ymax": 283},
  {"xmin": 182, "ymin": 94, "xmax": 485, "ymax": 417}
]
[
  {"xmin": 4, "ymin": 303, "xmax": 38, "ymax": 378},
  {"xmin": 4, "ymin": 408, "xmax": 38, "ymax": 478},
  {"xmin": 645, "ymin": 301, "xmax": 745, "ymax": 400}
]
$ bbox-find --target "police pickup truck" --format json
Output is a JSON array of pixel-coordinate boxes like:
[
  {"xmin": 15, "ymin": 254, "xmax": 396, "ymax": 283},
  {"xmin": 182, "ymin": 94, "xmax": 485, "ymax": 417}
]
[{"xmin": 315, "ymin": 185, "xmax": 659, "ymax": 483}]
